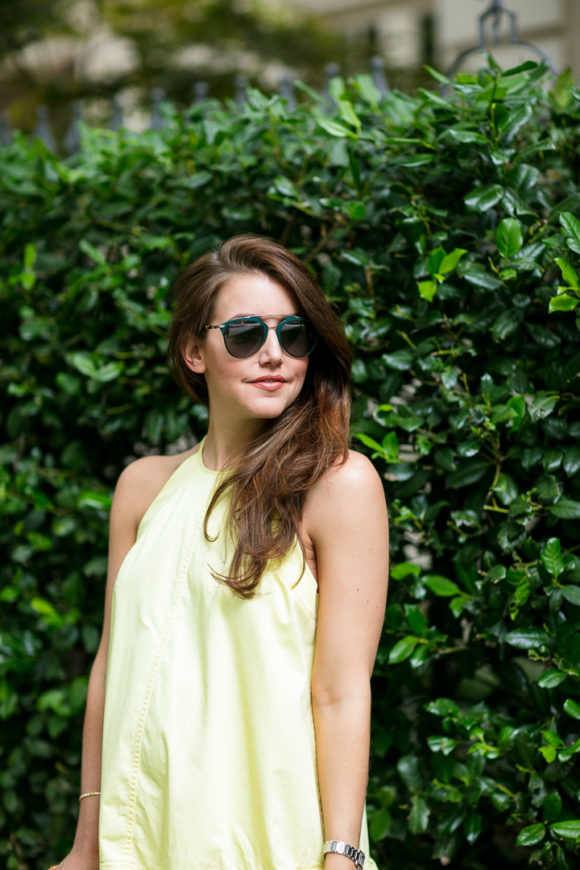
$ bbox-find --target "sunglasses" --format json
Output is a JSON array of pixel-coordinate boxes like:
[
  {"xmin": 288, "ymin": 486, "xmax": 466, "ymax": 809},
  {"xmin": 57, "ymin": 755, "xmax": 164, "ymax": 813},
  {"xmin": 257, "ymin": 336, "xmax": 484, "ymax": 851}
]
[{"xmin": 203, "ymin": 315, "xmax": 318, "ymax": 359}]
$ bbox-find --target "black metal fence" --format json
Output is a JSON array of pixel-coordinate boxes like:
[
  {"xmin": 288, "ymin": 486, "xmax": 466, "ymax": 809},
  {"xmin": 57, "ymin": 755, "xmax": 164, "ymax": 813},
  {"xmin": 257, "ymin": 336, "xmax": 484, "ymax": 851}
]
[{"xmin": 0, "ymin": 0, "xmax": 556, "ymax": 155}]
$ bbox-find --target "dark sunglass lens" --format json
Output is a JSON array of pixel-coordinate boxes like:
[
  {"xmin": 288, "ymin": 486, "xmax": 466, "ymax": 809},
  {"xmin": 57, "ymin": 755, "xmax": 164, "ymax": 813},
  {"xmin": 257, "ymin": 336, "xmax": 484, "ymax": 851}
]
[
  {"xmin": 280, "ymin": 320, "xmax": 315, "ymax": 357},
  {"xmin": 224, "ymin": 319, "xmax": 264, "ymax": 358}
]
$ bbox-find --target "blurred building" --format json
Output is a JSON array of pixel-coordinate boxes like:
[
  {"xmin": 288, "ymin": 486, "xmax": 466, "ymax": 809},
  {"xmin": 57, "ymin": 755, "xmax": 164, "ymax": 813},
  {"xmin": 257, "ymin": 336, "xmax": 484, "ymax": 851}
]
[{"xmin": 285, "ymin": 0, "xmax": 580, "ymax": 77}]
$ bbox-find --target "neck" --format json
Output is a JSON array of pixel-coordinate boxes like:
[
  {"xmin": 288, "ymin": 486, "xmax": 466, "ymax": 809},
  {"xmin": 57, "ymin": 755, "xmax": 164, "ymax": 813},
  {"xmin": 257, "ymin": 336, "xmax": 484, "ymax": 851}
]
[{"xmin": 202, "ymin": 419, "xmax": 267, "ymax": 471}]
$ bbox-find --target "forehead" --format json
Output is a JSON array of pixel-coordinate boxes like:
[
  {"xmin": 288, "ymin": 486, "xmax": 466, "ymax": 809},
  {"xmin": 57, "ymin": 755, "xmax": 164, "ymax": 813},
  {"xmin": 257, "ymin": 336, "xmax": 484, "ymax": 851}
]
[{"xmin": 213, "ymin": 272, "xmax": 299, "ymax": 319}]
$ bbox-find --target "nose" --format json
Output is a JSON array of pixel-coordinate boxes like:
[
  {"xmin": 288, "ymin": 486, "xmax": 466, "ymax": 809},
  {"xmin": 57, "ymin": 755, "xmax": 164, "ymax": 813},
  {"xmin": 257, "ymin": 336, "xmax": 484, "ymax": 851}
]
[{"xmin": 258, "ymin": 325, "xmax": 283, "ymax": 364}]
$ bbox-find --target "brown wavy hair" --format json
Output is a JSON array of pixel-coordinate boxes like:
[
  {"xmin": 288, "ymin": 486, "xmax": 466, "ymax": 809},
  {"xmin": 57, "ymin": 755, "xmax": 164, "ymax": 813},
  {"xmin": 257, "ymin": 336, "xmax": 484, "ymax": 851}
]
[{"xmin": 167, "ymin": 234, "xmax": 352, "ymax": 597}]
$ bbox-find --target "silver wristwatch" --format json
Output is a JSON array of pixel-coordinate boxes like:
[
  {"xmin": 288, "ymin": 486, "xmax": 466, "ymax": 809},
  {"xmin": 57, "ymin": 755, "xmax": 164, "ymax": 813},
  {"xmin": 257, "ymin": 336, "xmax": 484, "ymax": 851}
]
[{"xmin": 323, "ymin": 839, "xmax": 365, "ymax": 870}]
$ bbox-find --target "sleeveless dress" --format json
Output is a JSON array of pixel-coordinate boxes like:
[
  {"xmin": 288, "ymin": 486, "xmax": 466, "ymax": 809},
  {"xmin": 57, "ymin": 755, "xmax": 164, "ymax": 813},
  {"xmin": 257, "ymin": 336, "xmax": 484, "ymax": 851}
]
[{"xmin": 99, "ymin": 442, "xmax": 377, "ymax": 870}]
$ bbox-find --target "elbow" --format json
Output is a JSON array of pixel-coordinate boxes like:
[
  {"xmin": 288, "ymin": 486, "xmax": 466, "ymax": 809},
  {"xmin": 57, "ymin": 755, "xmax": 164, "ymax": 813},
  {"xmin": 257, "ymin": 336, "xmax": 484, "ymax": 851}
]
[{"xmin": 311, "ymin": 670, "xmax": 372, "ymax": 710}]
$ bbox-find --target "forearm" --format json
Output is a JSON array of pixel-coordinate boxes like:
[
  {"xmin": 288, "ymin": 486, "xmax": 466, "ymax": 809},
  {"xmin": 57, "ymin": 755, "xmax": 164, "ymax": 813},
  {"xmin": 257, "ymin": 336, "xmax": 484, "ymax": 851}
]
[
  {"xmin": 313, "ymin": 682, "xmax": 371, "ymax": 868},
  {"xmin": 70, "ymin": 655, "xmax": 107, "ymax": 857}
]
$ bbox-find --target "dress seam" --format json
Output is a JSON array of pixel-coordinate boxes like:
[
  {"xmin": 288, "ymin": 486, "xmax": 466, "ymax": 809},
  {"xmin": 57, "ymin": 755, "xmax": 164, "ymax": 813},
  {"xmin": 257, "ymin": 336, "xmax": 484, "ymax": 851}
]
[{"xmin": 122, "ymin": 513, "xmax": 203, "ymax": 856}]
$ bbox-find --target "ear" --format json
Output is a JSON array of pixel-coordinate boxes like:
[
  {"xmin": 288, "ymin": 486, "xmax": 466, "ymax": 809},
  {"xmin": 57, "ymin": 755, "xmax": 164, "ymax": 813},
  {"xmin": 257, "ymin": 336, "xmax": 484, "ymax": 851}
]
[{"xmin": 182, "ymin": 335, "xmax": 207, "ymax": 374}]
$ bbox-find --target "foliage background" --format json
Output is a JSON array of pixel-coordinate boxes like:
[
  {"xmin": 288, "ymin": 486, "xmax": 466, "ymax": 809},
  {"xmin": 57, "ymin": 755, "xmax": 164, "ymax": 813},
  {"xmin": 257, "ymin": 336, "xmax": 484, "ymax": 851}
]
[{"xmin": 1, "ymin": 61, "xmax": 580, "ymax": 869}]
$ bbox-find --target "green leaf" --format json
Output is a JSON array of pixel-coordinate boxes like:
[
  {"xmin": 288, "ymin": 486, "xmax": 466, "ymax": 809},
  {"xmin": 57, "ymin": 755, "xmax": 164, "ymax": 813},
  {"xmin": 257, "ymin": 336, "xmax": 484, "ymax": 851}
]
[
  {"xmin": 24, "ymin": 241, "xmax": 36, "ymax": 270},
  {"xmin": 558, "ymin": 738, "xmax": 580, "ymax": 761},
  {"xmin": 316, "ymin": 117, "xmax": 355, "ymax": 139},
  {"xmin": 428, "ymin": 735, "xmax": 459, "ymax": 755},
  {"xmin": 80, "ymin": 238, "xmax": 107, "ymax": 266},
  {"xmin": 539, "ymin": 745, "xmax": 557, "ymax": 763},
  {"xmin": 338, "ymin": 99, "xmax": 361, "ymax": 131},
  {"xmin": 30, "ymin": 597, "xmax": 61, "ymax": 626},
  {"xmin": 555, "ymin": 257, "xmax": 580, "ymax": 290},
  {"xmin": 271, "ymin": 176, "xmax": 300, "ymax": 199},
  {"xmin": 550, "ymin": 821, "xmax": 580, "ymax": 841},
  {"xmin": 424, "ymin": 697, "xmax": 460, "ymax": 717},
  {"xmin": 388, "ymin": 636, "xmax": 419, "ymax": 664},
  {"xmin": 560, "ymin": 212, "xmax": 580, "ymax": 255},
  {"xmin": 354, "ymin": 433, "xmax": 384, "ymax": 454},
  {"xmin": 538, "ymin": 669, "xmax": 567, "ymax": 689},
  {"xmin": 353, "ymin": 74, "xmax": 381, "ymax": 107},
  {"xmin": 529, "ymin": 393, "xmax": 558, "ymax": 422},
  {"xmin": 446, "ymin": 460, "xmax": 490, "ymax": 489},
  {"xmin": 409, "ymin": 795, "xmax": 430, "ymax": 834},
  {"xmin": 551, "ymin": 498, "xmax": 580, "ymax": 519},
  {"xmin": 424, "ymin": 575, "xmax": 462, "ymax": 597},
  {"xmin": 382, "ymin": 350, "xmax": 414, "ymax": 371},
  {"xmin": 464, "ymin": 184, "xmax": 504, "ymax": 212},
  {"xmin": 391, "ymin": 562, "xmax": 421, "ymax": 580},
  {"xmin": 418, "ymin": 280, "xmax": 438, "ymax": 301},
  {"xmin": 491, "ymin": 309, "xmax": 522, "ymax": 340},
  {"xmin": 504, "ymin": 628, "xmax": 551, "ymax": 649},
  {"xmin": 425, "ymin": 65, "xmax": 450, "ymax": 84},
  {"xmin": 563, "ymin": 698, "xmax": 580, "ymax": 719},
  {"xmin": 516, "ymin": 824, "xmax": 546, "ymax": 847},
  {"xmin": 381, "ymin": 431, "xmax": 399, "ymax": 461},
  {"xmin": 561, "ymin": 585, "xmax": 580, "ymax": 605},
  {"xmin": 564, "ymin": 446, "xmax": 580, "ymax": 476},
  {"xmin": 444, "ymin": 129, "xmax": 490, "ymax": 145},
  {"xmin": 439, "ymin": 248, "xmax": 467, "ymax": 275},
  {"xmin": 397, "ymin": 755, "xmax": 423, "ymax": 790},
  {"xmin": 507, "ymin": 395, "xmax": 526, "ymax": 430},
  {"xmin": 496, "ymin": 218, "xmax": 524, "ymax": 258},
  {"xmin": 427, "ymin": 247, "xmax": 445, "ymax": 275},
  {"xmin": 78, "ymin": 491, "xmax": 112, "ymax": 510},
  {"xmin": 549, "ymin": 294, "xmax": 579, "ymax": 313},
  {"xmin": 369, "ymin": 806, "xmax": 391, "ymax": 841},
  {"xmin": 541, "ymin": 538, "xmax": 564, "ymax": 578},
  {"xmin": 461, "ymin": 264, "xmax": 503, "ymax": 290}
]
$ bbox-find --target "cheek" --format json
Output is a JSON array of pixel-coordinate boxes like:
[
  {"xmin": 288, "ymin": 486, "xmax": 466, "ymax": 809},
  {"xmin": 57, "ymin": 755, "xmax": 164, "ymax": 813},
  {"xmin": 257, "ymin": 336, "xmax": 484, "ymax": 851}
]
[{"xmin": 294, "ymin": 359, "xmax": 309, "ymax": 388}]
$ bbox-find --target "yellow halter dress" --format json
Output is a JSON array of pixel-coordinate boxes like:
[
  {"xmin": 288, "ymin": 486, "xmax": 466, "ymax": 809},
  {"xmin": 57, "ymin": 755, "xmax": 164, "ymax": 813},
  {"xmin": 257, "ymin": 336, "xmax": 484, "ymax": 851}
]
[{"xmin": 99, "ymin": 443, "xmax": 376, "ymax": 870}]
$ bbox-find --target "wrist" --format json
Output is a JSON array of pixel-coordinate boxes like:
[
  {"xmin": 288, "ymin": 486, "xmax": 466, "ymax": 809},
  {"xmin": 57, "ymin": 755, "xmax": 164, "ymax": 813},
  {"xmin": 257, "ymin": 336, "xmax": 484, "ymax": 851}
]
[
  {"xmin": 323, "ymin": 839, "xmax": 365, "ymax": 870},
  {"xmin": 324, "ymin": 853, "xmax": 359, "ymax": 868}
]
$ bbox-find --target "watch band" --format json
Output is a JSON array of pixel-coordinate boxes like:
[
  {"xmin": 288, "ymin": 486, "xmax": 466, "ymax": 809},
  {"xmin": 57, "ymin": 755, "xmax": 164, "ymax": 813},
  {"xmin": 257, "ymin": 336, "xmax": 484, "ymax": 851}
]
[{"xmin": 323, "ymin": 839, "xmax": 365, "ymax": 870}]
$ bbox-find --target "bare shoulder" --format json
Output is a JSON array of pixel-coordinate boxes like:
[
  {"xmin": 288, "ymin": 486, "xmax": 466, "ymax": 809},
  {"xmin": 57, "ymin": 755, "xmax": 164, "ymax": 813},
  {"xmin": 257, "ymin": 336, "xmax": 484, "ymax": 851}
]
[
  {"xmin": 309, "ymin": 449, "xmax": 386, "ymax": 503},
  {"xmin": 112, "ymin": 446, "xmax": 199, "ymax": 533},
  {"xmin": 303, "ymin": 450, "xmax": 388, "ymax": 541}
]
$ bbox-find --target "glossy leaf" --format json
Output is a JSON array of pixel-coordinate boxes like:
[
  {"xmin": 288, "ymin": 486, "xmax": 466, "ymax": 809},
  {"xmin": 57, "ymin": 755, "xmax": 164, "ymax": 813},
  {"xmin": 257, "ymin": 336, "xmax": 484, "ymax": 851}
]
[
  {"xmin": 516, "ymin": 823, "xmax": 546, "ymax": 846},
  {"xmin": 496, "ymin": 218, "xmax": 524, "ymax": 258},
  {"xmin": 541, "ymin": 538, "xmax": 564, "ymax": 578},
  {"xmin": 550, "ymin": 821, "xmax": 580, "ymax": 841}
]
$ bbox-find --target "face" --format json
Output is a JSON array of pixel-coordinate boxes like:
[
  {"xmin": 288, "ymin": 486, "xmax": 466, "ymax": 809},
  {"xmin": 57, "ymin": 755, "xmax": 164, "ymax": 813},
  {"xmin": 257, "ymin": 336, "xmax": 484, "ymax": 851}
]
[{"xmin": 183, "ymin": 273, "xmax": 310, "ymax": 428}]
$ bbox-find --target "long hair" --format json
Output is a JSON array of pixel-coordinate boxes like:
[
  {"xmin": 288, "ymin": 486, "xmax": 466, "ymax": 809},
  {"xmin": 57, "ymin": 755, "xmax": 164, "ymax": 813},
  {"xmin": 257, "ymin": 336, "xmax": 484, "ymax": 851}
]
[{"xmin": 167, "ymin": 234, "xmax": 352, "ymax": 597}]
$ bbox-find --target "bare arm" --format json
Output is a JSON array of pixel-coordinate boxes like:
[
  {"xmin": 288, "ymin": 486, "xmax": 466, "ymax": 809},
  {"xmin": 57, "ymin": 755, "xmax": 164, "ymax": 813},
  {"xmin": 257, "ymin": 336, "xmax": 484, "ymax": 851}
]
[
  {"xmin": 54, "ymin": 454, "xmax": 183, "ymax": 868},
  {"xmin": 304, "ymin": 452, "xmax": 389, "ymax": 870}
]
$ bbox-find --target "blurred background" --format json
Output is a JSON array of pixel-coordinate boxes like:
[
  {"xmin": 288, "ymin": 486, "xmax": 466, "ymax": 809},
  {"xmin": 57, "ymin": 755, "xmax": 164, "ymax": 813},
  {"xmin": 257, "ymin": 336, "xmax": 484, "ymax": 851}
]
[{"xmin": 1, "ymin": 0, "xmax": 579, "ymax": 141}]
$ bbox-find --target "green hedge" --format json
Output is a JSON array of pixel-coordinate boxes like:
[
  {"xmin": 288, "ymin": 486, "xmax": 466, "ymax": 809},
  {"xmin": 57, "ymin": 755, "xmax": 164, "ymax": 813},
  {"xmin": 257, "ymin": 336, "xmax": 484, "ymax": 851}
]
[{"xmin": 1, "ymin": 61, "xmax": 580, "ymax": 869}]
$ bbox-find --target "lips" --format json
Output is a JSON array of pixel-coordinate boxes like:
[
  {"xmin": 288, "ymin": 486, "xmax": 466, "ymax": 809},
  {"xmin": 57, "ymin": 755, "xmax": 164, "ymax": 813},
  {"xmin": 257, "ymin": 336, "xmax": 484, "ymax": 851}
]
[
  {"xmin": 248, "ymin": 375, "xmax": 287, "ymax": 391},
  {"xmin": 249, "ymin": 376, "xmax": 286, "ymax": 384}
]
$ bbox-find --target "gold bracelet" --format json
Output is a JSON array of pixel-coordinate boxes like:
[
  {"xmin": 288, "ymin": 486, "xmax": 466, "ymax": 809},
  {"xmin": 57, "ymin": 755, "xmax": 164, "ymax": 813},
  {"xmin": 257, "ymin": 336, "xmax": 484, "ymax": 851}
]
[{"xmin": 79, "ymin": 791, "xmax": 101, "ymax": 801}]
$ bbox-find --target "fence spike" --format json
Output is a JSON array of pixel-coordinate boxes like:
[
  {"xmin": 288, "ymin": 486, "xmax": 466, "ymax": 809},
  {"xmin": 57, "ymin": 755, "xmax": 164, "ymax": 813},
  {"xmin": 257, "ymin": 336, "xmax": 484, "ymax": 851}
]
[
  {"xmin": 446, "ymin": 0, "xmax": 556, "ymax": 76},
  {"xmin": 64, "ymin": 100, "xmax": 84, "ymax": 154},
  {"xmin": 323, "ymin": 62, "xmax": 341, "ymax": 110},
  {"xmin": 150, "ymin": 88, "xmax": 166, "ymax": 130},
  {"xmin": 193, "ymin": 81, "xmax": 209, "ymax": 105},
  {"xmin": 110, "ymin": 95, "xmax": 124, "ymax": 131},
  {"xmin": 235, "ymin": 75, "xmax": 247, "ymax": 109},
  {"xmin": 0, "ymin": 112, "xmax": 12, "ymax": 146},
  {"xmin": 33, "ymin": 105, "xmax": 56, "ymax": 152},
  {"xmin": 370, "ymin": 56, "xmax": 389, "ymax": 96},
  {"xmin": 279, "ymin": 74, "xmax": 296, "ymax": 110}
]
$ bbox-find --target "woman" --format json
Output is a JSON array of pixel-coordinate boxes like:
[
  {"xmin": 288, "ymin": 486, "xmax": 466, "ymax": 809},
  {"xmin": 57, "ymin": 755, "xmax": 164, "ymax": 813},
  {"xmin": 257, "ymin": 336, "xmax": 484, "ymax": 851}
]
[{"xmin": 52, "ymin": 234, "xmax": 389, "ymax": 870}]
